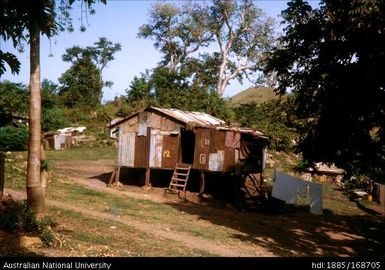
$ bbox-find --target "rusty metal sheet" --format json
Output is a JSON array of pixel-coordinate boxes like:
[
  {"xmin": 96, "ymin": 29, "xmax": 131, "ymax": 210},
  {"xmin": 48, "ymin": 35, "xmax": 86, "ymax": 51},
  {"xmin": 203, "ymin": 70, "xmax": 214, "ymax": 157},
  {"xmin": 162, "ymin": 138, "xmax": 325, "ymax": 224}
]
[
  {"xmin": 134, "ymin": 128, "xmax": 150, "ymax": 168},
  {"xmin": 235, "ymin": 149, "xmax": 240, "ymax": 165},
  {"xmin": 161, "ymin": 135, "xmax": 180, "ymax": 169},
  {"xmin": 150, "ymin": 107, "xmax": 225, "ymax": 126},
  {"xmin": 208, "ymin": 150, "xmax": 224, "ymax": 171},
  {"xmin": 119, "ymin": 131, "xmax": 136, "ymax": 167},
  {"xmin": 149, "ymin": 131, "xmax": 163, "ymax": 168},
  {"xmin": 223, "ymin": 147, "xmax": 235, "ymax": 172},
  {"xmin": 193, "ymin": 128, "xmax": 209, "ymax": 170},
  {"xmin": 215, "ymin": 130, "xmax": 226, "ymax": 150}
]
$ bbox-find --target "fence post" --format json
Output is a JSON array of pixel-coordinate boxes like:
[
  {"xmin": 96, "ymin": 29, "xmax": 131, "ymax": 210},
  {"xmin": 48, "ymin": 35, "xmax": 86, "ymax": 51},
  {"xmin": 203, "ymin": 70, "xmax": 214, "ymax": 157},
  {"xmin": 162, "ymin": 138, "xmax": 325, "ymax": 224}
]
[{"xmin": 0, "ymin": 152, "xmax": 5, "ymax": 200}]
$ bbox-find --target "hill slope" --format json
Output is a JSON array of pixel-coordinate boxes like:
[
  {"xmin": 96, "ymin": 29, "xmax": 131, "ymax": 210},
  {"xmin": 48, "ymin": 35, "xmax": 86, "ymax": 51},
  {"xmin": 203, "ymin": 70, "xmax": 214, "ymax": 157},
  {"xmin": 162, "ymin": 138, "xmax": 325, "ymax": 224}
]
[{"xmin": 229, "ymin": 86, "xmax": 279, "ymax": 106}]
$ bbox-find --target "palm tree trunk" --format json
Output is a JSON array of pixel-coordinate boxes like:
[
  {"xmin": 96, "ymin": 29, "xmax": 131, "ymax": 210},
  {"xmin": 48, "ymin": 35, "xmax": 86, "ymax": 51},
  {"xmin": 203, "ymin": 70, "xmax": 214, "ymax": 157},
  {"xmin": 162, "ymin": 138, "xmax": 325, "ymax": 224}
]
[{"xmin": 27, "ymin": 26, "xmax": 45, "ymax": 214}]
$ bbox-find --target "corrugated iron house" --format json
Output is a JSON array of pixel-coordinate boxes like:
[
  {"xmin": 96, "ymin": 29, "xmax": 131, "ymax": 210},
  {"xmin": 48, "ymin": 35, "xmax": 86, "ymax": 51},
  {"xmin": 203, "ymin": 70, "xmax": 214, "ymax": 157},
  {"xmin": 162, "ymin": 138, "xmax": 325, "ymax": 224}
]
[
  {"xmin": 43, "ymin": 131, "xmax": 72, "ymax": 150},
  {"xmin": 109, "ymin": 106, "xmax": 268, "ymax": 193}
]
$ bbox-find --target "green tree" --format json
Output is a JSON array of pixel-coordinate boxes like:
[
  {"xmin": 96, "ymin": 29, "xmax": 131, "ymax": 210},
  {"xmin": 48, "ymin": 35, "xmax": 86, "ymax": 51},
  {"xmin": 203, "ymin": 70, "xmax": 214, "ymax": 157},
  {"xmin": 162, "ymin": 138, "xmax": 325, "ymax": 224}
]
[
  {"xmin": 266, "ymin": 0, "xmax": 385, "ymax": 176},
  {"xmin": 0, "ymin": 81, "xmax": 28, "ymax": 126},
  {"xmin": 0, "ymin": 0, "xmax": 106, "ymax": 214},
  {"xmin": 138, "ymin": 2, "xmax": 213, "ymax": 74},
  {"xmin": 40, "ymin": 79, "xmax": 70, "ymax": 131},
  {"xmin": 59, "ymin": 57, "xmax": 103, "ymax": 109},
  {"xmin": 208, "ymin": 0, "xmax": 275, "ymax": 96},
  {"xmin": 125, "ymin": 66, "xmax": 233, "ymax": 122},
  {"xmin": 234, "ymin": 96, "xmax": 298, "ymax": 151},
  {"xmin": 0, "ymin": 126, "xmax": 28, "ymax": 151},
  {"xmin": 62, "ymin": 37, "xmax": 121, "ymax": 93},
  {"xmin": 139, "ymin": 0, "xmax": 275, "ymax": 96},
  {"xmin": 125, "ymin": 73, "xmax": 155, "ymax": 112}
]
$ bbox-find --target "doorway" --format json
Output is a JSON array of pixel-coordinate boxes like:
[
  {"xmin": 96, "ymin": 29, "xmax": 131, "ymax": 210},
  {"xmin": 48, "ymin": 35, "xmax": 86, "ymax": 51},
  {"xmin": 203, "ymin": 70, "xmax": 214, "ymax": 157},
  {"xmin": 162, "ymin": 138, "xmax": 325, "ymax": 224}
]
[{"xmin": 181, "ymin": 129, "xmax": 195, "ymax": 164}]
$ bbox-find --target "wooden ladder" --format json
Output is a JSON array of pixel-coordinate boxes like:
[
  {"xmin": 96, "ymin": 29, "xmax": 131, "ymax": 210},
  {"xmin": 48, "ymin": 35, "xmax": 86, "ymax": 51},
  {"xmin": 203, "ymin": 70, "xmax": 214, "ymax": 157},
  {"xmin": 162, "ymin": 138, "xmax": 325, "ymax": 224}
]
[{"xmin": 164, "ymin": 163, "xmax": 191, "ymax": 197}]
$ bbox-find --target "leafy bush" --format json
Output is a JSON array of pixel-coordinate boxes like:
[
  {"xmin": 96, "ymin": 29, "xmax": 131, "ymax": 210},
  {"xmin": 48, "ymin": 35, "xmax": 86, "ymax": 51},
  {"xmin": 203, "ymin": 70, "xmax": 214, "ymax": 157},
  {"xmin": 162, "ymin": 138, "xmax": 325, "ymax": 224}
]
[
  {"xmin": 0, "ymin": 201, "xmax": 37, "ymax": 233},
  {"xmin": 42, "ymin": 108, "xmax": 71, "ymax": 131},
  {"xmin": 233, "ymin": 97, "xmax": 298, "ymax": 152},
  {"xmin": 0, "ymin": 126, "xmax": 28, "ymax": 151},
  {"xmin": 0, "ymin": 200, "xmax": 56, "ymax": 247}
]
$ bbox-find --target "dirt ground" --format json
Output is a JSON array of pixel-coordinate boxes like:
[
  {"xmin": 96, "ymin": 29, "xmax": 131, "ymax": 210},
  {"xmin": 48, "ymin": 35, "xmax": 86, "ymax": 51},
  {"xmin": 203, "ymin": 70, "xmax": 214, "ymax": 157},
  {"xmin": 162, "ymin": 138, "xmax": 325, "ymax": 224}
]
[{"xmin": 2, "ymin": 160, "xmax": 385, "ymax": 257}]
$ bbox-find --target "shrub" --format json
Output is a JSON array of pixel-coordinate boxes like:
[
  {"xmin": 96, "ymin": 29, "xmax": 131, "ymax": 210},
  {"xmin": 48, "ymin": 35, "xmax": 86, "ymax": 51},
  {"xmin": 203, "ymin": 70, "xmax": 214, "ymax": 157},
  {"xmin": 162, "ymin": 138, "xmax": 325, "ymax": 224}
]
[
  {"xmin": 0, "ymin": 200, "xmax": 56, "ymax": 247},
  {"xmin": 0, "ymin": 126, "xmax": 28, "ymax": 151},
  {"xmin": 42, "ymin": 108, "xmax": 71, "ymax": 131}
]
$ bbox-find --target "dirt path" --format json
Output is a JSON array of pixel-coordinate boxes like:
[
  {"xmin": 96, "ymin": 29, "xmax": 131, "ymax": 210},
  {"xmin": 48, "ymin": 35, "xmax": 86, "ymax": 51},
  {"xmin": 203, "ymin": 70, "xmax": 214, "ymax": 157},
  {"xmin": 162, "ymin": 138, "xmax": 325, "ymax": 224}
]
[
  {"xmin": 5, "ymin": 159, "xmax": 384, "ymax": 257},
  {"xmin": 4, "ymin": 187, "xmax": 273, "ymax": 257}
]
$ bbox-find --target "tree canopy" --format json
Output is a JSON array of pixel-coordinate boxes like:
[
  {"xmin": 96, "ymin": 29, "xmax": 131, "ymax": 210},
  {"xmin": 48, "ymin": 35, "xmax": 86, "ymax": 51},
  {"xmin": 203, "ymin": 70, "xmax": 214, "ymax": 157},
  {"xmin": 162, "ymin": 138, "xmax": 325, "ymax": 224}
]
[
  {"xmin": 62, "ymin": 37, "xmax": 121, "ymax": 88},
  {"xmin": 60, "ymin": 38, "xmax": 121, "ymax": 106},
  {"xmin": 139, "ymin": 0, "xmax": 275, "ymax": 97},
  {"xmin": 59, "ymin": 57, "xmax": 103, "ymax": 109},
  {"xmin": 266, "ymin": 0, "xmax": 385, "ymax": 176}
]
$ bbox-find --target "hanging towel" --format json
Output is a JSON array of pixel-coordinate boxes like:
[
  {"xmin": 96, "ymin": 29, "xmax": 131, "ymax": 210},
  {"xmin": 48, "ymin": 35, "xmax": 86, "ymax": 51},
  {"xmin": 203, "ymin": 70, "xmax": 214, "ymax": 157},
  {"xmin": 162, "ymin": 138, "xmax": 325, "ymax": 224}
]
[
  {"xmin": 298, "ymin": 180, "xmax": 309, "ymax": 198},
  {"xmin": 272, "ymin": 171, "xmax": 298, "ymax": 204},
  {"xmin": 309, "ymin": 182, "xmax": 323, "ymax": 215}
]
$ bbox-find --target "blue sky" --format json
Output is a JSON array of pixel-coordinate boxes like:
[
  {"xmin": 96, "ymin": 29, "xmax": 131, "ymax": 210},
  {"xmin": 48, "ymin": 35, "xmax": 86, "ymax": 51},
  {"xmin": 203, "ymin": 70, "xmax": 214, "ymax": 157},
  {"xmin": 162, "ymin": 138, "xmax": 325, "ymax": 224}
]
[{"xmin": 0, "ymin": 1, "xmax": 317, "ymax": 102}]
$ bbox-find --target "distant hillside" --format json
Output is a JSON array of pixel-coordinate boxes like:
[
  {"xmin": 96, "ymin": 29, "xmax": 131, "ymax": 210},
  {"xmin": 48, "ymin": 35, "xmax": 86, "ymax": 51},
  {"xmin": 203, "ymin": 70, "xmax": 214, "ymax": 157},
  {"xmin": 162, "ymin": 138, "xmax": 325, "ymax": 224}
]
[{"xmin": 229, "ymin": 86, "xmax": 280, "ymax": 106}]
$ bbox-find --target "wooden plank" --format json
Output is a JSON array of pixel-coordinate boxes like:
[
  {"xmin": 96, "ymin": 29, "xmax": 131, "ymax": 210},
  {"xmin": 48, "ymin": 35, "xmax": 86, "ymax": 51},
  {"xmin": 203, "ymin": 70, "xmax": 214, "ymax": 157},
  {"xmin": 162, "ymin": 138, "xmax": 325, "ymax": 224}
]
[
  {"xmin": 134, "ymin": 129, "xmax": 150, "ymax": 168},
  {"xmin": 223, "ymin": 147, "xmax": 235, "ymax": 172},
  {"xmin": 145, "ymin": 168, "xmax": 151, "ymax": 186},
  {"xmin": 199, "ymin": 171, "xmax": 205, "ymax": 195},
  {"xmin": 161, "ymin": 135, "xmax": 179, "ymax": 169},
  {"xmin": 138, "ymin": 112, "xmax": 148, "ymax": 136},
  {"xmin": 114, "ymin": 167, "xmax": 121, "ymax": 185},
  {"xmin": 0, "ymin": 152, "xmax": 4, "ymax": 200},
  {"xmin": 107, "ymin": 169, "xmax": 116, "ymax": 186}
]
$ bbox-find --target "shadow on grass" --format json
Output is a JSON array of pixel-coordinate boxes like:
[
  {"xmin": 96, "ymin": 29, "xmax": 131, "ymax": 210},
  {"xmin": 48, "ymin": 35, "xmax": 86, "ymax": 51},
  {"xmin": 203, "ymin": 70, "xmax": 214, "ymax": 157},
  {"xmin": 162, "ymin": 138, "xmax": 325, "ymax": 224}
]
[{"xmin": 164, "ymin": 197, "xmax": 385, "ymax": 257}]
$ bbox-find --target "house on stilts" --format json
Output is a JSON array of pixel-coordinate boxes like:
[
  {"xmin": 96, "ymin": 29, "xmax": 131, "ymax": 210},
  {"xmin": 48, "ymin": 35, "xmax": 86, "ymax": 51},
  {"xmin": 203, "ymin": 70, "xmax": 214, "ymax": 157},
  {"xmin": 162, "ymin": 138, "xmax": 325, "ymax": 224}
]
[{"xmin": 108, "ymin": 106, "xmax": 269, "ymax": 198}]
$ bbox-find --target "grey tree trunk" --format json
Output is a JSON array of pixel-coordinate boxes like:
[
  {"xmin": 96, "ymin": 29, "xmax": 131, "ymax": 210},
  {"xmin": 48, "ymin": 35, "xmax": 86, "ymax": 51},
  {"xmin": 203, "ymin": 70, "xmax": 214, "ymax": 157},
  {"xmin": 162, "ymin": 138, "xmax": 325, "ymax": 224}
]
[{"xmin": 27, "ymin": 26, "xmax": 45, "ymax": 214}]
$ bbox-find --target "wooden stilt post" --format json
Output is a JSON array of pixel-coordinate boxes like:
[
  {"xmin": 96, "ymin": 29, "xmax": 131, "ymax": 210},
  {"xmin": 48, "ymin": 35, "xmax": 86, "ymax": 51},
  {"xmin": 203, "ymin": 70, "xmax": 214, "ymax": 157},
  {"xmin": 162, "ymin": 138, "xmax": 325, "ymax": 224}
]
[
  {"xmin": 199, "ymin": 171, "xmax": 205, "ymax": 196},
  {"xmin": 0, "ymin": 152, "xmax": 5, "ymax": 200},
  {"xmin": 108, "ymin": 169, "xmax": 117, "ymax": 187},
  {"xmin": 114, "ymin": 166, "xmax": 121, "ymax": 185},
  {"xmin": 145, "ymin": 168, "xmax": 151, "ymax": 187}
]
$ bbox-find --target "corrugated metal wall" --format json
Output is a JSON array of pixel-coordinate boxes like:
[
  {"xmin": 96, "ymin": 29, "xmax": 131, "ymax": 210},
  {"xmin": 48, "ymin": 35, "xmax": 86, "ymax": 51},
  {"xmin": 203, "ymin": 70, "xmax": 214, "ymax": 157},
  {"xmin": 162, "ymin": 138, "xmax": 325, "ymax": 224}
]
[
  {"xmin": 119, "ymin": 132, "xmax": 136, "ymax": 167},
  {"xmin": 162, "ymin": 134, "xmax": 180, "ymax": 169},
  {"xmin": 116, "ymin": 112, "xmax": 265, "ymax": 174},
  {"xmin": 193, "ymin": 128, "xmax": 238, "ymax": 172},
  {"xmin": 134, "ymin": 128, "xmax": 150, "ymax": 168},
  {"xmin": 149, "ymin": 131, "xmax": 163, "ymax": 168},
  {"xmin": 193, "ymin": 128, "xmax": 210, "ymax": 170}
]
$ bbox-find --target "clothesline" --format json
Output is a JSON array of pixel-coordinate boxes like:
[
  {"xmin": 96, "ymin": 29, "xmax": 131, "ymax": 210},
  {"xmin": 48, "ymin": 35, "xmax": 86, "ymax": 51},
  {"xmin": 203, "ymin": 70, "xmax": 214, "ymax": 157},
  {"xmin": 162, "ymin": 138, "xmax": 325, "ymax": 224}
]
[{"xmin": 271, "ymin": 170, "xmax": 323, "ymax": 215}]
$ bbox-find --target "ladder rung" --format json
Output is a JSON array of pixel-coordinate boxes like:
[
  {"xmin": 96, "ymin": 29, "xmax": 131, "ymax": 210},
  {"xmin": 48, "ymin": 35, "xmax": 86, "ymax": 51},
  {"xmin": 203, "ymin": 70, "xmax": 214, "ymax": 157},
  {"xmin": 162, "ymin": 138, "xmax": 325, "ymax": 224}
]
[
  {"xmin": 170, "ymin": 183, "xmax": 186, "ymax": 187},
  {"xmin": 176, "ymin": 167, "xmax": 190, "ymax": 171},
  {"xmin": 174, "ymin": 172, "xmax": 189, "ymax": 176},
  {"xmin": 171, "ymin": 177, "xmax": 187, "ymax": 182}
]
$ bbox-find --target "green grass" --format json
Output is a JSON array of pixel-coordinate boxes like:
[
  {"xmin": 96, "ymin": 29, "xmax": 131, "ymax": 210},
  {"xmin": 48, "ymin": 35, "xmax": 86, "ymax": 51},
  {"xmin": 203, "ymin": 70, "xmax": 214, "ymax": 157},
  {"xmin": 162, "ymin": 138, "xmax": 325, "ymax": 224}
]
[
  {"xmin": 45, "ymin": 146, "xmax": 117, "ymax": 161},
  {"xmin": 4, "ymin": 151, "xmax": 27, "ymax": 191},
  {"xmin": 49, "ymin": 207, "xmax": 212, "ymax": 257},
  {"xmin": 49, "ymin": 207, "xmax": 214, "ymax": 256},
  {"xmin": 46, "ymin": 179, "xmax": 236, "ymax": 243}
]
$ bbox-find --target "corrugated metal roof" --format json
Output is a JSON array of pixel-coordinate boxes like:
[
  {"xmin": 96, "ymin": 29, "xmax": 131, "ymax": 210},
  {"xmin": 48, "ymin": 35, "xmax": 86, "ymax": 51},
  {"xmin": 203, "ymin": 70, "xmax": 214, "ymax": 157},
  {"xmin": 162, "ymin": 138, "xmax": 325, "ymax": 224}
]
[
  {"xmin": 108, "ymin": 106, "xmax": 267, "ymax": 139},
  {"xmin": 150, "ymin": 107, "xmax": 225, "ymax": 126},
  {"xmin": 216, "ymin": 126, "xmax": 268, "ymax": 139}
]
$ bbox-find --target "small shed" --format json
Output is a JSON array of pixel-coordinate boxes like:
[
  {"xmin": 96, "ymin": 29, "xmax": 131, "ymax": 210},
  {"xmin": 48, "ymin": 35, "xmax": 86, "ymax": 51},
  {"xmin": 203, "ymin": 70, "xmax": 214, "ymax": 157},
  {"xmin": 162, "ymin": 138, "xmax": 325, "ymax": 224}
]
[
  {"xmin": 109, "ymin": 106, "xmax": 268, "ymax": 194},
  {"xmin": 43, "ymin": 131, "xmax": 72, "ymax": 150}
]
